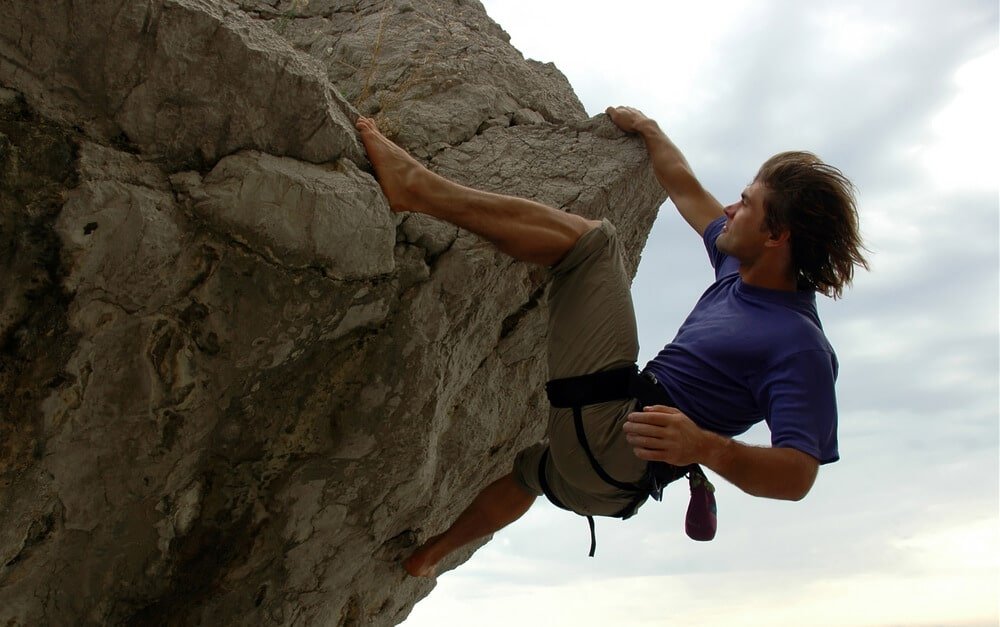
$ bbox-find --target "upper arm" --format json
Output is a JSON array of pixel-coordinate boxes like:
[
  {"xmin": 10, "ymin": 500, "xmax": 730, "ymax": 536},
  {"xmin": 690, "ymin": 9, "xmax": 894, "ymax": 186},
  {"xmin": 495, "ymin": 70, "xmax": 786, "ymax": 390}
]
[
  {"xmin": 666, "ymin": 166, "xmax": 725, "ymax": 236},
  {"xmin": 760, "ymin": 350, "xmax": 840, "ymax": 464}
]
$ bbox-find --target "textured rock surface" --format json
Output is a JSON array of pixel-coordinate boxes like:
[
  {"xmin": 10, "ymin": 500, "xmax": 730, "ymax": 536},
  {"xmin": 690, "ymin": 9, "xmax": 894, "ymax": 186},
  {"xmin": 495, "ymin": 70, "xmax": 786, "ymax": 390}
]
[{"xmin": 0, "ymin": 1, "xmax": 667, "ymax": 625}]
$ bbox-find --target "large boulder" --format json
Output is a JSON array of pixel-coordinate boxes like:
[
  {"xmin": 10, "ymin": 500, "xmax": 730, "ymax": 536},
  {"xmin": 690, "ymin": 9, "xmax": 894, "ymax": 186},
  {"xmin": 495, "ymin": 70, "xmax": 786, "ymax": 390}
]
[{"xmin": 0, "ymin": 1, "xmax": 667, "ymax": 624}]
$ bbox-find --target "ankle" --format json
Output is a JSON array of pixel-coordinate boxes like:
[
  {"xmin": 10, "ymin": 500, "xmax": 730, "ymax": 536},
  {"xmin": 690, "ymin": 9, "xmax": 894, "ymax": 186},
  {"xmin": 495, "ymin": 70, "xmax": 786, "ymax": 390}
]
[{"xmin": 404, "ymin": 167, "xmax": 458, "ymax": 217}]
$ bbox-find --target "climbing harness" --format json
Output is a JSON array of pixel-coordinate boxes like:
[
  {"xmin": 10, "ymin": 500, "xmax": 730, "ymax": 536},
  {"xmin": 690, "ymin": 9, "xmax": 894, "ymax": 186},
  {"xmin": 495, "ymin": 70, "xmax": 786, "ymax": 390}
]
[{"xmin": 542, "ymin": 365, "xmax": 718, "ymax": 556}]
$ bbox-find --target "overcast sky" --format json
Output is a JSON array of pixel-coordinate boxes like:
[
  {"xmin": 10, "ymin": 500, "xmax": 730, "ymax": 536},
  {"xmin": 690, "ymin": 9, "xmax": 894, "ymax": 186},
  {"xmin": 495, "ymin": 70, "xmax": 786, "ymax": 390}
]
[{"xmin": 404, "ymin": 1, "xmax": 999, "ymax": 625}]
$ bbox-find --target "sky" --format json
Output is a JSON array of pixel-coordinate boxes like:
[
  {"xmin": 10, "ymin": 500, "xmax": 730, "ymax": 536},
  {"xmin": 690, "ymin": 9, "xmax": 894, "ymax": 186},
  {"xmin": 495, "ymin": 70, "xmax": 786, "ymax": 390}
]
[{"xmin": 403, "ymin": 1, "xmax": 999, "ymax": 625}]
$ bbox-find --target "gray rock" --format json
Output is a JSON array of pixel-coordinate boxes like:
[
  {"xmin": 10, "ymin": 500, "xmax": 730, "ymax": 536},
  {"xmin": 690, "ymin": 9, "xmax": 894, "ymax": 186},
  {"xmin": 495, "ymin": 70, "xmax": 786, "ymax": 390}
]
[
  {"xmin": 0, "ymin": 0, "xmax": 363, "ymax": 169},
  {"xmin": 177, "ymin": 151, "xmax": 396, "ymax": 279},
  {"xmin": 0, "ymin": 1, "xmax": 667, "ymax": 625},
  {"xmin": 238, "ymin": 0, "xmax": 586, "ymax": 158}
]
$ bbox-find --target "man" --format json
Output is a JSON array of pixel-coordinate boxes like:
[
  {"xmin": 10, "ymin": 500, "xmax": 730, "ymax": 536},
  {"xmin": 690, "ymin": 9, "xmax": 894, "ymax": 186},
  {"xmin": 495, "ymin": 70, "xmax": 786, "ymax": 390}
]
[{"xmin": 354, "ymin": 105, "xmax": 868, "ymax": 577}]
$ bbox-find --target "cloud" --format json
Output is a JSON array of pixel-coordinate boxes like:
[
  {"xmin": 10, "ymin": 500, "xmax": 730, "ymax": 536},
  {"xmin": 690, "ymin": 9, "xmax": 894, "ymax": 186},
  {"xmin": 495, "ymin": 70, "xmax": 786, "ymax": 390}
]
[
  {"xmin": 403, "ymin": 1, "xmax": 999, "ymax": 624},
  {"xmin": 920, "ymin": 49, "xmax": 1000, "ymax": 192},
  {"xmin": 407, "ymin": 514, "xmax": 999, "ymax": 626}
]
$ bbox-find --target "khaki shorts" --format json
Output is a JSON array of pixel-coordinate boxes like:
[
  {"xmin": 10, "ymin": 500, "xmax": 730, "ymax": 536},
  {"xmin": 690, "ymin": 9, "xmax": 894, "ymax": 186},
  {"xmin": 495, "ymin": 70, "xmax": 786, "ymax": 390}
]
[{"xmin": 512, "ymin": 220, "xmax": 649, "ymax": 517}]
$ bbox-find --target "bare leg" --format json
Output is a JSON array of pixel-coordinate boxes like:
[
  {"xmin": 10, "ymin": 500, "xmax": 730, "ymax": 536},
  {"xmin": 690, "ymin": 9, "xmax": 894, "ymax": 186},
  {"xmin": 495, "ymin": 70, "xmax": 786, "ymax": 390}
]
[
  {"xmin": 356, "ymin": 117, "xmax": 600, "ymax": 266},
  {"xmin": 404, "ymin": 473, "xmax": 536, "ymax": 578}
]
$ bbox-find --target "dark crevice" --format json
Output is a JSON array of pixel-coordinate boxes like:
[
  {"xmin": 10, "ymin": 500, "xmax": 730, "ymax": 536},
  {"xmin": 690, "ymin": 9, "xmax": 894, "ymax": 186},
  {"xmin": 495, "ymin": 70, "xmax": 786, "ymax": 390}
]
[
  {"xmin": 0, "ymin": 90, "xmax": 81, "ymax": 493},
  {"xmin": 338, "ymin": 594, "xmax": 362, "ymax": 627},
  {"xmin": 2, "ymin": 501, "xmax": 63, "ymax": 570},
  {"xmin": 123, "ymin": 487, "xmax": 258, "ymax": 627},
  {"xmin": 498, "ymin": 282, "xmax": 546, "ymax": 341}
]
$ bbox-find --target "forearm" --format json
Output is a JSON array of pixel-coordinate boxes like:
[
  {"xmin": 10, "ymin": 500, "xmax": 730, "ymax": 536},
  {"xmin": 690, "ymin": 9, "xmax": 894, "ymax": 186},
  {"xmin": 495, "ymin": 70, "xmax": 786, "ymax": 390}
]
[
  {"xmin": 625, "ymin": 116, "xmax": 721, "ymax": 235},
  {"xmin": 625, "ymin": 405, "xmax": 821, "ymax": 501},
  {"xmin": 700, "ymin": 433, "xmax": 818, "ymax": 501},
  {"xmin": 634, "ymin": 118, "xmax": 696, "ymax": 196}
]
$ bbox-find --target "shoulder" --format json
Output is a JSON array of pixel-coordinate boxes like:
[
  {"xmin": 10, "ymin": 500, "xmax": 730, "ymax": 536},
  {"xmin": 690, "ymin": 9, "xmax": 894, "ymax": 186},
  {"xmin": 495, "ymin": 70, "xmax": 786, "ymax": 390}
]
[
  {"xmin": 702, "ymin": 216, "xmax": 730, "ymax": 272},
  {"xmin": 745, "ymin": 300, "xmax": 836, "ymax": 373},
  {"xmin": 703, "ymin": 215, "xmax": 726, "ymax": 243},
  {"xmin": 770, "ymin": 319, "xmax": 836, "ymax": 366}
]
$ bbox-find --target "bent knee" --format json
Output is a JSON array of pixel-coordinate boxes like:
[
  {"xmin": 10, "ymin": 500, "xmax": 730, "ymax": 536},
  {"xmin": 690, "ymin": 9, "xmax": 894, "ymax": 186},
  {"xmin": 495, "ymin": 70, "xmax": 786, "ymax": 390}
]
[{"xmin": 576, "ymin": 217, "xmax": 603, "ymax": 237}]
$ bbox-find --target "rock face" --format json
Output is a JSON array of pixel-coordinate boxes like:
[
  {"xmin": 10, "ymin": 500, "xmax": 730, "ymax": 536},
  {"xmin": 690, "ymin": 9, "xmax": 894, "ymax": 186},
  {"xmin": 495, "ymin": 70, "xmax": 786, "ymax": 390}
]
[{"xmin": 0, "ymin": 1, "xmax": 666, "ymax": 625}]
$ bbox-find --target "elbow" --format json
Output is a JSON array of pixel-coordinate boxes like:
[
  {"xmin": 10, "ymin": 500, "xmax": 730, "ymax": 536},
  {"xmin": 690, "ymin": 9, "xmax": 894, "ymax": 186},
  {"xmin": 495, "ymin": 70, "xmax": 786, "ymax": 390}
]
[
  {"xmin": 784, "ymin": 465, "xmax": 819, "ymax": 501},
  {"xmin": 778, "ymin": 449, "xmax": 820, "ymax": 501},
  {"xmin": 751, "ymin": 482, "xmax": 811, "ymax": 501},
  {"xmin": 761, "ymin": 463, "xmax": 818, "ymax": 501},
  {"xmin": 785, "ymin": 484, "xmax": 811, "ymax": 502}
]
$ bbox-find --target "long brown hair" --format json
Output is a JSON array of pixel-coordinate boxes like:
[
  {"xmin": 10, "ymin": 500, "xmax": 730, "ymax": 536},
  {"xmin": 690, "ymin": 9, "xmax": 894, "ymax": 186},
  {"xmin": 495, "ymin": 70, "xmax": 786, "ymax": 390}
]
[{"xmin": 756, "ymin": 152, "xmax": 870, "ymax": 298}]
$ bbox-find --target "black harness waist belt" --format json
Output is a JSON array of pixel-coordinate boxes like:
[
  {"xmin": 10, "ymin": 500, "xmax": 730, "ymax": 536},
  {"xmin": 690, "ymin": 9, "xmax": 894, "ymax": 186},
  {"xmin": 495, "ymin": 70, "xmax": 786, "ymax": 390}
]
[{"xmin": 542, "ymin": 365, "xmax": 716, "ymax": 556}]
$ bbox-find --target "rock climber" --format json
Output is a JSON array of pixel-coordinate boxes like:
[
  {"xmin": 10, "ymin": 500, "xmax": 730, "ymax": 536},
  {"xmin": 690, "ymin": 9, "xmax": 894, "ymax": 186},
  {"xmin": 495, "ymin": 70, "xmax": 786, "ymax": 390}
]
[{"xmin": 354, "ymin": 105, "xmax": 868, "ymax": 577}]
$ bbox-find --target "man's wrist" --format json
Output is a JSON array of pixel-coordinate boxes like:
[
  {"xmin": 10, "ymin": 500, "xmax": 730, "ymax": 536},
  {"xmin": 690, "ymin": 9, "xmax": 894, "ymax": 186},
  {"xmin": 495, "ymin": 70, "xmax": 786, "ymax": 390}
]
[
  {"xmin": 635, "ymin": 117, "xmax": 661, "ymax": 139},
  {"xmin": 698, "ymin": 429, "xmax": 731, "ymax": 470}
]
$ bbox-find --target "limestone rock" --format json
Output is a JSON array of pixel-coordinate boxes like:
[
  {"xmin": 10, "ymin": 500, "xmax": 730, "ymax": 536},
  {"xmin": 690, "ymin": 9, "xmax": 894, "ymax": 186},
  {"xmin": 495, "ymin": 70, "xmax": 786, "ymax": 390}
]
[
  {"xmin": 0, "ymin": 0, "xmax": 362, "ymax": 170},
  {"xmin": 0, "ymin": 1, "xmax": 667, "ymax": 625},
  {"xmin": 175, "ymin": 151, "xmax": 396, "ymax": 279}
]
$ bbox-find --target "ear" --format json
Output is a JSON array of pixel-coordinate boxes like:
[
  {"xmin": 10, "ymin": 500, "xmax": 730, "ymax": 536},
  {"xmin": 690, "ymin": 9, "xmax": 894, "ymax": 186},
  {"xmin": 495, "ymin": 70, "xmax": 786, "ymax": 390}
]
[{"xmin": 764, "ymin": 229, "xmax": 791, "ymax": 248}]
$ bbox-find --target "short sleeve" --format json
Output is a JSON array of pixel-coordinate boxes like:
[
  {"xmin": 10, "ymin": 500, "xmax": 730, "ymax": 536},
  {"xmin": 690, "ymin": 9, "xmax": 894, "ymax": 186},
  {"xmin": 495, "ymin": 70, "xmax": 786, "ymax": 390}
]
[
  {"xmin": 702, "ymin": 217, "xmax": 727, "ymax": 271},
  {"xmin": 756, "ymin": 349, "xmax": 840, "ymax": 464}
]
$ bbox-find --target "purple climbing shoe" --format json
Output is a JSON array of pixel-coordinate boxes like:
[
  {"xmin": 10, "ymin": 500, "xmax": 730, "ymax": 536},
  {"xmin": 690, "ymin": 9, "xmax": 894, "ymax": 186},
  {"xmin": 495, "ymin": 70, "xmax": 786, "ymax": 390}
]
[{"xmin": 685, "ymin": 469, "xmax": 717, "ymax": 541}]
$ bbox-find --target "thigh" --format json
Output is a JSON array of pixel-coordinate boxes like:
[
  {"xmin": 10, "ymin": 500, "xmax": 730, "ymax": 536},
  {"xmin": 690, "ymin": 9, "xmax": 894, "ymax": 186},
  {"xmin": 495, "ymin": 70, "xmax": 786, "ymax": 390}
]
[
  {"xmin": 515, "ymin": 440, "xmax": 645, "ymax": 518},
  {"xmin": 546, "ymin": 220, "xmax": 639, "ymax": 380},
  {"xmin": 513, "ymin": 402, "xmax": 647, "ymax": 516},
  {"xmin": 548, "ymin": 399, "xmax": 649, "ymax": 488},
  {"xmin": 542, "ymin": 442, "xmax": 649, "ymax": 517}
]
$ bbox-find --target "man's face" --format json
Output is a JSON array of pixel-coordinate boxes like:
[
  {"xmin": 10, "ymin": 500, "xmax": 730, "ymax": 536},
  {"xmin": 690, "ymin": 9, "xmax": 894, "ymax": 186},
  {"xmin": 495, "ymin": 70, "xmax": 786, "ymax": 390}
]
[{"xmin": 716, "ymin": 180, "xmax": 772, "ymax": 261}]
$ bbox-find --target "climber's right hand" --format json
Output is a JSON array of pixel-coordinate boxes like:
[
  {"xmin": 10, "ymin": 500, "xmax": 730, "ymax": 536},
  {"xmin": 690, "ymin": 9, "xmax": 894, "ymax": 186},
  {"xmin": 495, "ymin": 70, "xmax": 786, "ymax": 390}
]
[{"xmin": 605, "ymin": 106, "xmax": 654, "ymax": 134}]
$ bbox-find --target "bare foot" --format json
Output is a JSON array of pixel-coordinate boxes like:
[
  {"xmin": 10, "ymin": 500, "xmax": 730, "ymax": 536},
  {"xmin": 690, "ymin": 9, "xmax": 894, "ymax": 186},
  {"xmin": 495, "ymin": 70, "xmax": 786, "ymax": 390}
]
[
  {"xmin": 402, "ymin": 534, "xmax": 443, "ymax": 578},
  {"xmin": 355, "ymin": 116, "xmax": 432, "ymax": 213}
]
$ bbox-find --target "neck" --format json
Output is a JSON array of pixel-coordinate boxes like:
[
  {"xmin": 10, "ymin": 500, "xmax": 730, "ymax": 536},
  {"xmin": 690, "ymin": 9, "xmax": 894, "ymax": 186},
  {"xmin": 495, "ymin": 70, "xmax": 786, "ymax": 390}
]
[{"xmin": 738, "ymin": 255, "xmax": 797, "ymax": 291}]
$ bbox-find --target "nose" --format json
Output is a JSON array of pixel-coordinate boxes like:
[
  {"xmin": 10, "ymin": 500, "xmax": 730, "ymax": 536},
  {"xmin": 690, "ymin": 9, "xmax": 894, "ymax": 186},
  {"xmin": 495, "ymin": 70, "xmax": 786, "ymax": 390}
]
[{"xmin": 723, "ymin": 203, "xmax": 736, "ymax": 218}]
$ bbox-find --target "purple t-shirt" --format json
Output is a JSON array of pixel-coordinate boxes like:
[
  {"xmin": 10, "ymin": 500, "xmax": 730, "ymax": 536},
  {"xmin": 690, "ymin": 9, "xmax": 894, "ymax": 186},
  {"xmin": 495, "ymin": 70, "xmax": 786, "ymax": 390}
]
[{"xmin": 644, "ymin": 217, "xmax": 840, "ymax": 464}]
